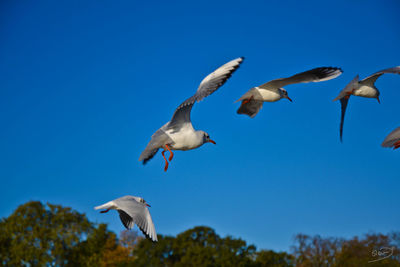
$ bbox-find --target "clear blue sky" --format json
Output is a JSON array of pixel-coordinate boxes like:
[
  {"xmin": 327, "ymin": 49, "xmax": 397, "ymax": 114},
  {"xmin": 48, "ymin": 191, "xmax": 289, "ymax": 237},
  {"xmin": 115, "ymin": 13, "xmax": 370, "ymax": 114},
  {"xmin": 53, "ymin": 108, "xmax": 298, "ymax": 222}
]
[{"xmin": 1, "ymin": 0, "xmax": 399, "ymax": 252}]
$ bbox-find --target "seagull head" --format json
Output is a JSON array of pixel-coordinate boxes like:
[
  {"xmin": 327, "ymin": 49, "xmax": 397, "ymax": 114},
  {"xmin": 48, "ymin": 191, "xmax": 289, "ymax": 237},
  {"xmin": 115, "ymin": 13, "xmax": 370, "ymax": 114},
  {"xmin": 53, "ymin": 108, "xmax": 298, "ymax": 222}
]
[
  {"xmin": 280, "ymin": 88, "xmax": 292, "ymax": 102},
  {"xmin": 136, "ymin": 197, "xmax": 151, "ymax": 207},
  {"xmin": 200, "ymin": 131, "xmax": 216, "ymax": 145}
]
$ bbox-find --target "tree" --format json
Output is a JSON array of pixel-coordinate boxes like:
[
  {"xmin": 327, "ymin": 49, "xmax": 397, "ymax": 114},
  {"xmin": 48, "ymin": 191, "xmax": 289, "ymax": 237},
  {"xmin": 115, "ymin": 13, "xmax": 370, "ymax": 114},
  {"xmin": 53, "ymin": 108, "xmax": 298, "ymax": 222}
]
[
  {"xmin": 0, "ymin": 201, "xmax": 133, "ymax": 267},
  {"xmin": 255, "ymin": 250, "xmax": 294, "ymax": 267},
  {"xmin": 133, "ymin": 226, "xmax": 257, "ymax": 267},
  {"xmin": 291, "ymin": 232, "xmax": 400, "ymax": 267}
]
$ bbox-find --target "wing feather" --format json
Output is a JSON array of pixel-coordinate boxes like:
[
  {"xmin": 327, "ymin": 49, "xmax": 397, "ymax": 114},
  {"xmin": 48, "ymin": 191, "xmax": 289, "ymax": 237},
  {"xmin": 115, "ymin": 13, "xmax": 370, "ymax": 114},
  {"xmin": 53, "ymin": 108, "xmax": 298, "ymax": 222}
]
[
  {"xmin": 382, "ymin": 126, "xmax": 400, "ymax": 148},
  {"xmin": 259, "ymin": 67, "xmax": 342, "ymax": 89},
  {"xmin": 168, "ymin": 57, "xmax": 244, "ymax": 130},
  {"xmin": 361, "ymin": 66, "xmax": 400, "ymax": 86}
]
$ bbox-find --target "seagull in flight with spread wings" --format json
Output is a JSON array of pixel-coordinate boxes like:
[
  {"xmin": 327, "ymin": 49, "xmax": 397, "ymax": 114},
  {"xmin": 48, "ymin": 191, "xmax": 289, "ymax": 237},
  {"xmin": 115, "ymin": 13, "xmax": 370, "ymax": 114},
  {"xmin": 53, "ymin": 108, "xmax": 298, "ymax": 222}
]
[
  {"xmin": 333, "ymin": 66, "xmax": 400, "ymax": 142},
  {"xmin": 236, "ymin": 67, "xmax": 342, "ymax": 118},
  {"xmin": 139, "ymin": 57, "xmax": 244, "ymax": 171},
  {"xmin": 95, "ymin": 195, "xmax": 157, "ymax": 242}
]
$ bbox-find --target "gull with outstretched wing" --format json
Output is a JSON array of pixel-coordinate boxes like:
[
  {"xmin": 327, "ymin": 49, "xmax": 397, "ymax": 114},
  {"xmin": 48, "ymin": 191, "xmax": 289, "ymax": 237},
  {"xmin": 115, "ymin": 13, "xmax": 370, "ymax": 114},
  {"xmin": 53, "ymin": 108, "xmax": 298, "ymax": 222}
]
[
  {"xmin": 236, "ymin": 67, "xmax": 342, "ymax": 118},
  {"xmin": 139, "ymin": 57, "xmax": 244, "ymax": 171},
  {"xmin": 333, "ymin": 66, "xmax": 400, "ymax": 142},
  {"xmin": 95, "ymin": 195, "xmax": 157, "ymax": 242}
]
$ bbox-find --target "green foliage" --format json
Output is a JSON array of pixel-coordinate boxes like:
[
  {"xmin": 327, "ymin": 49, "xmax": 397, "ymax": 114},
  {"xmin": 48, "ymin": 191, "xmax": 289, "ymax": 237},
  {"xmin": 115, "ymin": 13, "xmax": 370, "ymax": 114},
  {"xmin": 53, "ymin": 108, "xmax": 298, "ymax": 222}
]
[
  {"xmin": 255, "ymin": 250, "xmax": 294, "ymax": 267},
  {"xmin": 133, "ymin": 226, "xmax": 258, "ymax": 267},
  {"xmin": 0, "ymin": 201, "xmax": 135, "ymax": 267}
]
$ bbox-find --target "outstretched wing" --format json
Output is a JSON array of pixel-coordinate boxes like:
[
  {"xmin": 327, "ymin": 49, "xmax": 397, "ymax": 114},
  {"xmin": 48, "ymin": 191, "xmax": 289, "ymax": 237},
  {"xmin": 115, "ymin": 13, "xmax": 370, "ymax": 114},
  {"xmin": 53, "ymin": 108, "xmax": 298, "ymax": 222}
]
[
  {"xmin": 167, "ymin": 57, "xmax": 244, "ymax": 131},
  {"xmin": 381, "ymin": 126, "xmax": 400, "ymax": 149},
  {"xmin": 259, "ymin": 67, "xmax": 342, "ymax": 90},
  {"xmin": 115, "ymin": 198, "xmax": 158, "ymax": 242},
  {"xmin": 361, "ymin": 66, "xmax": 400, "ymax": 86}
]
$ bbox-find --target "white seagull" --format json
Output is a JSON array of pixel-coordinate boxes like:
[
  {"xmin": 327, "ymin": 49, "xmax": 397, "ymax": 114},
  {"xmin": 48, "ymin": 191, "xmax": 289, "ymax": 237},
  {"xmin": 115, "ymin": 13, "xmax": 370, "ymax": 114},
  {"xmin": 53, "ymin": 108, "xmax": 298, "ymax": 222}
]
[
  {"xmin": 139, "ymin": 57, "xmax": 244, "ymax": 171},
  {"xmin": 333, "ymin": 66, "xmax": 400, "ymax": 142},
  {"xmin": 381, "ymin": 126, "xmax": 400, "ymax": 150},
  {"xmin": 236, "ymin": 67, "xmax": 343, "ymax": 118},
  {"xmin": 95, "ymin": 195, "xmax": 157, "ymax": 242}
]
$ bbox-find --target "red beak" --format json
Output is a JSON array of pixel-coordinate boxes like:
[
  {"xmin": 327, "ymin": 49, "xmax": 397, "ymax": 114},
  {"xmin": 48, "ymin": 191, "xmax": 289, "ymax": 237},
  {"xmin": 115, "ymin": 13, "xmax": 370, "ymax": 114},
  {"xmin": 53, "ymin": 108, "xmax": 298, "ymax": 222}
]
[
  {"xmin": 286, "ymin": 96, "xmax": 293, "ymax": 102},
  {"xmin": 146, "ymin": 203, "xmax": 151, "ymax": 207},
  {"xmin": 208, "ymin": 139, "xmax": 216, "ymax": 144},
  {"xmin": 376, "ymin": 96, "xmax": 380, "ymax": 104}
]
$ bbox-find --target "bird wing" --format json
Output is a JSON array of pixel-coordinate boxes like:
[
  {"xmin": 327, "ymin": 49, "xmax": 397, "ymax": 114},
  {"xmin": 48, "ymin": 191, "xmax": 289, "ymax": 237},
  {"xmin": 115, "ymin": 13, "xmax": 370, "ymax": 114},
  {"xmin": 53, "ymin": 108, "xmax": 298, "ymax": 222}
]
[
  {"xmin": 167, "ymin": 57, "xmax": 244, "ymax": 131},
  {"xmin": 381, "ymin": 126, "xmax": 400, "ymax": 148},
  {"xmin": 236, "ymin": 99, "xmax": 264, "ymax": 118},
  {"xmin": 259, "ymin": 67, "xmax": 342, "ymax": 90},
  {"xmin": 361, "ymin": 66, "xmax": 400, "ymax": 86},
  {"xmin": 115, "ymin": 197, "xmax": 158, "ymax": 242},
  {"xmin": 333, "ymin": 75, "xmax": 359, "ymax": 101},
  {"xmin": 339, "ymin": 97, "xmax": 350, "ymax": 142}
]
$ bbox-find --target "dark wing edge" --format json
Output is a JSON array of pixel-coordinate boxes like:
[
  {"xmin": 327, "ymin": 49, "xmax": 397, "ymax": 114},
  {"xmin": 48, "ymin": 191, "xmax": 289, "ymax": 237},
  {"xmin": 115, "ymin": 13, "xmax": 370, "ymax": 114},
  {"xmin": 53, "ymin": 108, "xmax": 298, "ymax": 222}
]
[
  {"xmin": 118, "ymin": 210, "xmax": 134, "ymax": 230},
  {"xmin": 339, "ymin": 97, "xmax": 350, "ymax": 142}
]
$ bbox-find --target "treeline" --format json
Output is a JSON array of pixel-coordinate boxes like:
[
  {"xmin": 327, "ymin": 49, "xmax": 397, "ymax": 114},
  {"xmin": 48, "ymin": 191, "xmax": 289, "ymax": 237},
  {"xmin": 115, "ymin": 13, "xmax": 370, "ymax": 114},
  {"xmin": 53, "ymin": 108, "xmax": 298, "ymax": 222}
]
[{"xmin": 0, "ymin": 201, "xmax": 399, "ymax": 266}]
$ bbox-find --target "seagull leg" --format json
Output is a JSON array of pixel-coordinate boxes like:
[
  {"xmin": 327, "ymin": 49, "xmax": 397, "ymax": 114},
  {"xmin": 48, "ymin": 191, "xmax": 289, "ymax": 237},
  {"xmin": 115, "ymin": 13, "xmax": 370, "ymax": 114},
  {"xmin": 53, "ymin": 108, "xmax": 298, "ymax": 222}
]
[
  {"xmin": 100, "ymin": 209, "xmax": 110, "ymax": 213},
  {"xmin": 242, "ymin": 96, "xmax": 254, "ymax": 105},
  {"xmin": 165, "ymin": 144, "xmax": 174, "ymax": 161},
  {"xmin": 161, "ymin": 150, "xmax": 169, "ymax": 171},
  {"xmin": 394, "ymin": 140, "xmax": 400, "ymax": 150}
]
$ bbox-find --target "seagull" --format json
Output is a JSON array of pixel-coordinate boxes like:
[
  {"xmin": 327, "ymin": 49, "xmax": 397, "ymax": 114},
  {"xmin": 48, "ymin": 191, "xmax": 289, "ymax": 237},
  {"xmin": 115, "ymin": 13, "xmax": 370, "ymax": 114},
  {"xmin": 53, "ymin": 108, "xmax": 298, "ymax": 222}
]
[
  {"xmin": 381, "ymin": 126, "xmax": 400, "ymax": 150},
  {"xmin": 333, "ymin": 66, "xmax": 400, "ymax": 142},
  {"xmin": 236, "ymin": 67, "xmax": 343, "ymax": 118},
  {"xmin": 95, "ymin": 195, "xmax": 157, "ymax": 242},
  {"xmin": 139, "ymin": 57, "xmax": 244, "ymax": 171}
]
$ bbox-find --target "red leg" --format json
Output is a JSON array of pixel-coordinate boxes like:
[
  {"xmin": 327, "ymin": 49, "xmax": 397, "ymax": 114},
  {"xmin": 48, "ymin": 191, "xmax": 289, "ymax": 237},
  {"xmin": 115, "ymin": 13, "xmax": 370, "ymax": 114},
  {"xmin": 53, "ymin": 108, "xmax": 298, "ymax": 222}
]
[
  {"xmin": 242, "ymin": 95, "xmax": 254, "ymax": 105},
  {"xmin": 394, "ymin": 140, "xmax": 400, "ymax": 150},
  {"xmin": 161, "ymin": 150, "xmax": 169, "ymax": 171},
  {"xmin": 165, "ymin": 144, "xmax": 174, "ymax": 161}
]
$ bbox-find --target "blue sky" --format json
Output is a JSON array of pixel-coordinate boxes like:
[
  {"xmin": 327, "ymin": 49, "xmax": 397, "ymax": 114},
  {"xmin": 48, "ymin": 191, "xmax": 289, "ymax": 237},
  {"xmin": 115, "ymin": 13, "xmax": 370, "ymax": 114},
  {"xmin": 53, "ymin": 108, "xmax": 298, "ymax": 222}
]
[{"xmin": 1, "ymin": 0, "xmax": 399, "ymax": 252}]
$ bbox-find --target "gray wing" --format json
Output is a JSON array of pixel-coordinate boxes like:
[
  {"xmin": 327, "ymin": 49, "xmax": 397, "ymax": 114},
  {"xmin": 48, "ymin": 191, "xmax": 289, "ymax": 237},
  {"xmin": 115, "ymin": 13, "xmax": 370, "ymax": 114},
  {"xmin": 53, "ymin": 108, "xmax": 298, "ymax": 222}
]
[
  {"xmin": 259, "ymin": 67, "xmax": 342, "ymax": 90},
  {"xmin": 333, "ymin": 75, "xmax": 359, "ymax": 101},
  {"xmin": 381, "ymin": 126, "xmax": 400, "ymax": 149},
  {"xmin": 139, "ymin": 125, "xmax": 174, "ymax": 164},
  {"xmin": 167, "ymin": 57, "xmax": 244, "ymax": 131},
  {"xmin": 237, "ymin": 99, "xmax": 264, "ymax": 118},
  {"xmin": 361, "ymin": 66, "xmax": 400, "ymax": 86},
  {"xmin": 115, "ymin": 197, "xmax": 158, "ymax": 242}
]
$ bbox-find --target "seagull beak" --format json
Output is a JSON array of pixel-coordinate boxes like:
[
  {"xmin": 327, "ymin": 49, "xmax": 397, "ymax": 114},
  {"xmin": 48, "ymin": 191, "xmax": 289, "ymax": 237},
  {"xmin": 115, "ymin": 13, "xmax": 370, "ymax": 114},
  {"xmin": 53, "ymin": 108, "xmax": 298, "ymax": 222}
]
[
  {"xmin": 208, "ymin": 139, "xmax": 216, "ymax": 145},
  {"xmin": 146, "ymin": 203, "xmax": 151, "ymax": 207},
  {"xmin": 376, "ymin": 96, "xmax": 380, "ymax": 104},
  {"xmin": 286, "ymin": 96, "xmax": 293, "ymax": 102}
]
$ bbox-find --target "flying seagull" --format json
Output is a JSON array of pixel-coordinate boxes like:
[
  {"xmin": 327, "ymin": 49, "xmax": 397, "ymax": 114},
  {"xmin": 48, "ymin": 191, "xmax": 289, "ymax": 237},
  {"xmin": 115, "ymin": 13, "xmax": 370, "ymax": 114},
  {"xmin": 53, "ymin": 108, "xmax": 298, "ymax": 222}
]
[
  {"xmin": 236, "ymin": 67, "xmax": 343, "ymax": 118},
  {"xmin": 381, "ymin": 126, "xmax": 400, "ymax": 150},
  {"xmin": 139, "ymin": 57, "xmax": 244, "ymax": 171},
  {"xmin": 333, "ymin": 66, "xmax": 400, "ymax": 142},
  {"xmin": 95, "ymin": 195, "xmax": 157, "ymax": 242}
]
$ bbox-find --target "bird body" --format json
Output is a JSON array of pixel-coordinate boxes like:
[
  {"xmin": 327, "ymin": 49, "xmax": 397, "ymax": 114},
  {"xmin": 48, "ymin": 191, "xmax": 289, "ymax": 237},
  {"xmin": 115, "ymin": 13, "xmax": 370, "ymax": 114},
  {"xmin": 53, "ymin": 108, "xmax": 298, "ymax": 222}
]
[
  {"xmin": 352, "ymin": 84, "xmax": 379, "ymax": 98},
  {"xmin": 95, "ymin": 195, "xmax": 158, "ymax": 242},
  {"xmin": 139, "ymin": 57, "xmax": 244, "ymax": 171}
]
